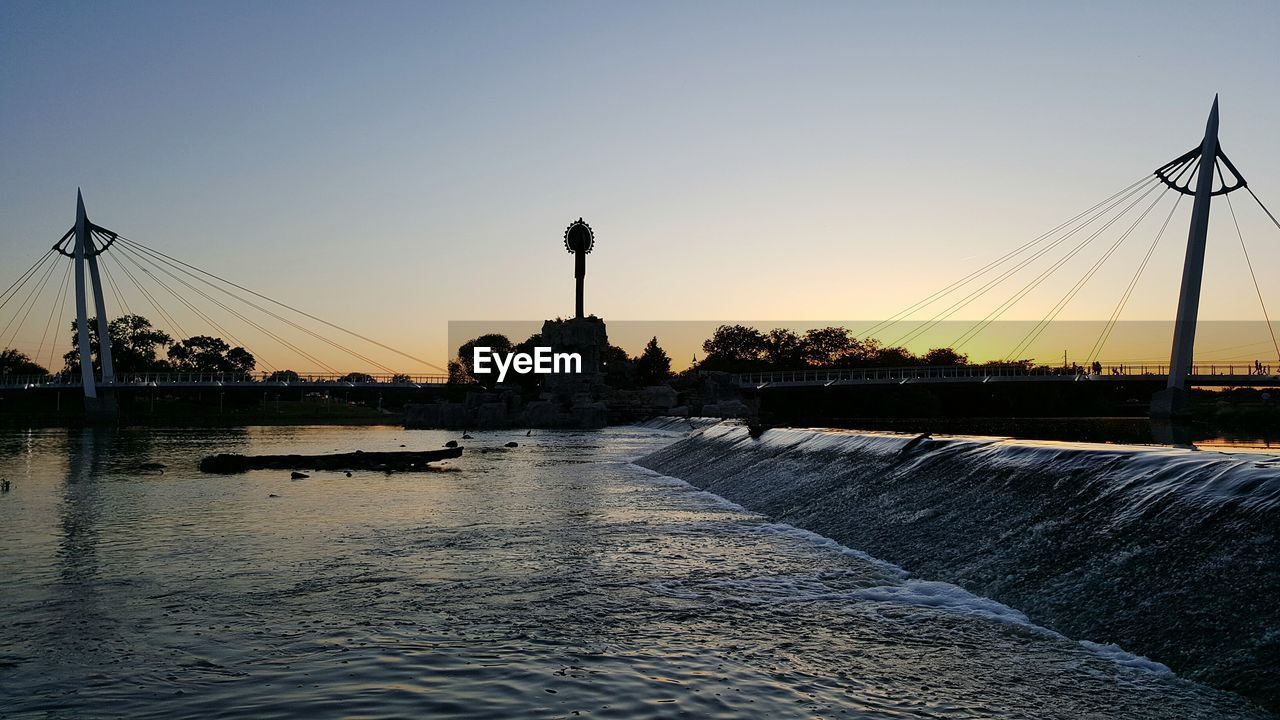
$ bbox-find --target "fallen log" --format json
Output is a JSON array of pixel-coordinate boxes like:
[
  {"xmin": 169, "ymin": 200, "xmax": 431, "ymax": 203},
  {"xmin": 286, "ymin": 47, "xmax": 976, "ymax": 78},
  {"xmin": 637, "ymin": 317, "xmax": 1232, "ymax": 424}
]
[{"xmin": 199, "ymin": 447, "xmax": 463, "ymax": 474}]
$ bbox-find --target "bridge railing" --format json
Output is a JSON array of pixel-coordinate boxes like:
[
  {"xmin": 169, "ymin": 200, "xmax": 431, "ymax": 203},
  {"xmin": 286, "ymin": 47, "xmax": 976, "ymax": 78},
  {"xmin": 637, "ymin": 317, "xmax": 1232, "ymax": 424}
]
[
  {"xmin": 0, "ymin": 371, "xmax": 452, "ymax": 388},
  {"xmin": 731, "ymin": 362, "xmax": 1276, "ymax": 386}
]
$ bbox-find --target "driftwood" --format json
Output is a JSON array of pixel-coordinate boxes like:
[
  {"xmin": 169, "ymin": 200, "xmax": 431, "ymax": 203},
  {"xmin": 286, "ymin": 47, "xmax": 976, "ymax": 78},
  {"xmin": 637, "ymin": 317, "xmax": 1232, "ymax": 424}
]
[{"xmin": 199, "ymin": 447, "xmax": 463, "ymax": 474}]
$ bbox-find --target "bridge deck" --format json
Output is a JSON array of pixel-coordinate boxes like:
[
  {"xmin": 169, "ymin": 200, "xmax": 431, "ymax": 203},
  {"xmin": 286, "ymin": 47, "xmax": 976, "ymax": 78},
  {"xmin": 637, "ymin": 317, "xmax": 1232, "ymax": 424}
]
[
  {"xmin": 0, "ymin": 372, "xmax": 450, "ymax": 391},
  {"xmin": 732, "ymin": 364, "xmax": 1280, "ymax": 389}
]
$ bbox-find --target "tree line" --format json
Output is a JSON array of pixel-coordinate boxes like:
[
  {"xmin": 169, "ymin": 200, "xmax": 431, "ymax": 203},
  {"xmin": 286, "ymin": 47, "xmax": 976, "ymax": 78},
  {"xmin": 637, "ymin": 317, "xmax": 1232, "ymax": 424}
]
[
  {"xmin": 696, "ymin": 325, "xmax": 970, "ymax": 372},
  {"xmin": 0, "ymin": 314, "xmax": 258, "ymax": 377},
  {"xmin": 451, "ymin": 324, "xmax": 986, "ymax": 389}
]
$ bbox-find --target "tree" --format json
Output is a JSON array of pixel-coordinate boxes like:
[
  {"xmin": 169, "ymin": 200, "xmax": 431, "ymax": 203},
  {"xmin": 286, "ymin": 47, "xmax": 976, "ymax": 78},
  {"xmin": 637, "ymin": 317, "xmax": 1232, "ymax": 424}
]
[
  {"xmin": 268, "ymin": 369, "xmax": 301, "ymax": 382},
  {"xmin": 801, "ymin": 327, "xmax": 856, "ymax": 366},
  {"xmin": 456, "ymin": 333, "xmax": 513, "ymax": 376},
  {"xmin": 339, "ymin": 372, "xmax": 374, "ymax": 383},
  {"xmin": 64, "ymin": 314, "xmax": 173, "ymax": 375},
  {"xmin": 390, "ymin": 373, "xmax": 412, "ymax": 384},
  {"xmin": 831, "ymin": 336, "xmax": 882, "ymax": 367},
  {"xmin": 0, "ymin": 348, "xmax": 49, "ymax": 377},
  {"xmin": 699, "ymin": 324, "xmax": 767, "ymax": 372},
  {"xmin": 456, "ymin": 333, "xmax": 514, "ymax": 389},
  {"xmin": 447, "ymin": 358, "xmax": 473, "ymax": 385},
  {"xmin": 763, "ymin": 328, "xmax": 806, "ymax": 369},
  {"xmin": 168, "ymin": 335, "xmax": 256, "ymax": 373},
  {"xmin": 634, "ymin": 337, "xmax": 672, "ymax": 386},
  {"xmin": 869, "ymin": 345, "xmax": 918, "ymax": 367},
  {"xmin": 601, "ymin": 344, "xmax": 634, "ymax": 389},
  {"xmin": 922, "ymin": 347, "xmax": 968, "ymax": 366}
]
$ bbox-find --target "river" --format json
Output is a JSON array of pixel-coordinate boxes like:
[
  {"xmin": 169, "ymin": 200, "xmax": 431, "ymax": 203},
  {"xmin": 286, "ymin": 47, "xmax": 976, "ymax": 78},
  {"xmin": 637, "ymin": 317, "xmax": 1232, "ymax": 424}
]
[{"xmin": 0, "ymin": 424, "xmax": 1268, "ymax": 718}]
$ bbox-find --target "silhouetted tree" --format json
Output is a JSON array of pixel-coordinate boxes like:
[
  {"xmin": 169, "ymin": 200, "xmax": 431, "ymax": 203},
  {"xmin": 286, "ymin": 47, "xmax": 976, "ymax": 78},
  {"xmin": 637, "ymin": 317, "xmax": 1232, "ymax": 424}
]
[
  {"xmin": 168, "ymin": 335, "xmax": 255, "ymax": 373},
  {"xmin": 513, "ymin": 333, "xmax": 542, "ymax": 356},
  {"xmin": 801, "ymin": 327, "xmax": 857, "ymax": 366},
  {"xmin": 868, "ymin": 345, "xmax": 918, "ymax": 367},
  {"xmin": 601, "ymin": 344, "xmax": 634, "ymax": 388},
  {"xmin": 0, "ymin": 348, "xmax": 48, "ymax": 376},
  {"xmin": 700, "ymin": 324, "xmax": 768, "ymax": 371},
  {"xmin": 268, "ymin": 369, "xmax": 301, "ymax": 382},
  {"xmin": 764, "ymin": 329, "xmax": 807, "ymax": 369},
  {"xmin": 691, "ymin": 324, "xmax": 991, "ymax": 373},
  {"xmin": 447, "ymin": 358, "xmax": 472, "ymax": 385},
  {"xmin": 64, "ymin": 314, "xmax": 173, "ymax": 375},
  {"xmin": 456, "ymin": 333, "xmax": 514, "ymax": 382},
  {"xmin": 634, "ymin": 336, "xmax": 672, "ymax": 386},
  {"xmin": 390, "ymin": 373, "xmax": 412, "ymax": 384},
  {"xmin": 339, "ymin": 372, "xmax": 374, "ymax": 383},
  {"xmin": 922, "ymin": 347, "xmax": 968, "ymax": 366}
]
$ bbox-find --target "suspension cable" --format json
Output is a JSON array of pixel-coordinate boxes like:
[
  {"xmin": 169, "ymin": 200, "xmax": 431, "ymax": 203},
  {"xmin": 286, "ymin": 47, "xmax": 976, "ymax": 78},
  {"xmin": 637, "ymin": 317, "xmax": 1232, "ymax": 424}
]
[
  {"xmin": 1225, "ymin": 193, "xmax": 1280, "ymax": 364},
  {"xmin": 0, "ymin": 249, "xmax": 56, "ymax": 316},
  {"xmin": 1, "ymin": 252, "xmax": 62, "ymax": 352},
  {"xmin": 116, "ymin": 236, "xmax": 446, "ymax": 372},
  {"xmin": 1087, "ymin": 195, "xmax": 1183, "ymax": 364},
  {"xmin": 35, "ymin": 260, "xmax": 73, "ymax": 369},
  {"xmin": 99, "ymin": 252, "xmax": 133, "ymax": 317},
  {"xmin": 1247, "ymin": 187, "xmax": 1280, "ymax": 233},
  {"xmin": 892, "ymin": 176, "xmax": 1160, "ymax": 349},
  {"xmin": 113, "ymin": 242, "xmax": 341, "ymax": 373},
  {"xmin": 108, "ymin": 241, "xmax": 276, "ymax": 373},
  {"xmin": 119, "ymin": 241, "xmax": 392, "ymax": 374},
  {"xmin": 114, "ymin": 242, "xmax": 338, "ymax": 373},
  {"xmin": 861, "ymin": 175, "xmax": 1153, "ymax": 339},
  {"xmin": 107, "ymin": 244, "xmax": 188, "ymax": 340},
  {"xmin": 1004, "ymin": 187, "xmax": 1170, "ymax": 361},
  {"xmin": 943, "ymin": 178, "xmax": 1163, "ymax": 350},
  {"xmin": 46, "ymin": 261, "xmax": 73, "ymax": 371}
]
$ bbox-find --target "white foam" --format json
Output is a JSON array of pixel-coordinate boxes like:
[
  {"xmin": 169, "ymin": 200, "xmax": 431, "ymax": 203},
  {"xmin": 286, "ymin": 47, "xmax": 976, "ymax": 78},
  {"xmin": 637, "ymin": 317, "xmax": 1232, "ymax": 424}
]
[
  {"xmin": 848, "ymin": 579, "xmax": 1037, "ymax": 627},
  {"xmin": 1079, "ymin": 640, "xmax": 1173, "ymax": 676}
]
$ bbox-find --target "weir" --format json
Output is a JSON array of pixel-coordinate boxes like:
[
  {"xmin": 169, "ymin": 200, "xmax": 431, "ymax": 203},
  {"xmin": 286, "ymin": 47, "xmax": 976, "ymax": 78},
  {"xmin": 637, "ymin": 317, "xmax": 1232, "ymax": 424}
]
[{"xmin": 637, "ymin": 421, "xmax": 1280, "ymax": 712}]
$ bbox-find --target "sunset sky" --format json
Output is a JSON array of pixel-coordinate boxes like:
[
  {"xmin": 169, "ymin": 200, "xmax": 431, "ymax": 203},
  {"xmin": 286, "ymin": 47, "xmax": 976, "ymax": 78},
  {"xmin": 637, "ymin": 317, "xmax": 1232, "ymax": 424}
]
[{"xmin": 3, "ymin": 1, "xmax": 1279, "ymax": 372}]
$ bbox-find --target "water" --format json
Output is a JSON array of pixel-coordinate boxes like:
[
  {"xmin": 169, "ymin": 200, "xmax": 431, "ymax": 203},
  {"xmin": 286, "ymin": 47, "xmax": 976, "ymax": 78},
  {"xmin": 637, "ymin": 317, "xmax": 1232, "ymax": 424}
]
[
  {"xmin": 638, "ymin": 423, "xmax": 1280, "ymax": 713},
  {"xmin": 0, "ymin": 424, "xmax": 1269, "ymax": 719}
]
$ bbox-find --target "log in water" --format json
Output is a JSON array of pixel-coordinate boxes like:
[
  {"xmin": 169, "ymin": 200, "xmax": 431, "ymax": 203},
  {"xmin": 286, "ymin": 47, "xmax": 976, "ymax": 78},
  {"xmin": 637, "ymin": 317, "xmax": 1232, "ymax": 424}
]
[{"xmin": 199, "ymin": 446, "xmax": 463, "ymax": 473}]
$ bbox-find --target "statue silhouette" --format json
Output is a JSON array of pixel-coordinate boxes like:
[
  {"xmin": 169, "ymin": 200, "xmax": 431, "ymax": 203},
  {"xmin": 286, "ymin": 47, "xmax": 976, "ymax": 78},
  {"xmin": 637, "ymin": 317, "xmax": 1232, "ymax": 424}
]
[{"xmin": 564, "ymin": 218, "xmax": 594, "ymax": 319}]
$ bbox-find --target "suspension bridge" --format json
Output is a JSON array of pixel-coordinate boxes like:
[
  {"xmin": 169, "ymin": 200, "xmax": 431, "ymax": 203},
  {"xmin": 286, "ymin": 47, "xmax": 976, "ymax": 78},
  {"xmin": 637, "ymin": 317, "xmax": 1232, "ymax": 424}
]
[
  {"xmin": 1, "ymin": 191, "xmax": 452, "ymax": 419},
  {"xmin": 729, "ymin": 98, "xmax": 1280, "ymax": 409},
  {"xmin": 2, "ymin": 99, "xmax": 1279, "ymax": 420}
]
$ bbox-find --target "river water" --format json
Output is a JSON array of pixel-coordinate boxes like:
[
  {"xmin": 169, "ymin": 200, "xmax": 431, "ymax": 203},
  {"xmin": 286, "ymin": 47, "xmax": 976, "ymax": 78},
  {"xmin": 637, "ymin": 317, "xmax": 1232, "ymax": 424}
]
[{"xmin": 0, "ymin": 424, "xmax": 1269, "ymax": 719}]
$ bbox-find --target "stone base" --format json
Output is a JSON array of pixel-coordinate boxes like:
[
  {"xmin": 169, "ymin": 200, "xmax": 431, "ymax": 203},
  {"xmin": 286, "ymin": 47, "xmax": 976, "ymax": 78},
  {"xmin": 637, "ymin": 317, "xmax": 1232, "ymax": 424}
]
[
  {"xmin": 1150, "ymin": 419, "xmax": 1195, "ymax": 446},
  {"xmin": 83, "ymin": 393, "xmax": 120, "ymax": 424},
  {"xmin": 1149, "ymin": 387, "xmax": 1192, "ymax": 419}
]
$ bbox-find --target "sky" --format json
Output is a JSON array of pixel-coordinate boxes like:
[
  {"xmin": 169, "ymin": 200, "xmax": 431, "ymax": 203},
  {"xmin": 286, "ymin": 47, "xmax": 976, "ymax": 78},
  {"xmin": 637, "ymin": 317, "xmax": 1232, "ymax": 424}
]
[{"xmin": 2, "ymin": 1, "xmax": 1279, "ymax": 372}]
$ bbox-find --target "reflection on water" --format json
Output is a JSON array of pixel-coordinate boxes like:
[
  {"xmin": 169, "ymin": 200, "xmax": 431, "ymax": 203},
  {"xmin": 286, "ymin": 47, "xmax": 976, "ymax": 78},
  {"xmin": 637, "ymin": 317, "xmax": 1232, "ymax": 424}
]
[{"xmin": 0, "ymin": 425, "xmax": 1269, "ymax": 719}]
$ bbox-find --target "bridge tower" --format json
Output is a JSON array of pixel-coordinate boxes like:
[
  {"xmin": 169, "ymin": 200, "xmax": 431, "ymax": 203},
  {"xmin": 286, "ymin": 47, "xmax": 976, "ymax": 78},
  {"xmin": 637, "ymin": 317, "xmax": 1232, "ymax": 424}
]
[
  {"xmin": 60, "ymin": 190, "xmax": 119, "ymax": 420},
  {"xmin": 1150, "ymin": 98, "xmax": 1248, "ymax": 417}
]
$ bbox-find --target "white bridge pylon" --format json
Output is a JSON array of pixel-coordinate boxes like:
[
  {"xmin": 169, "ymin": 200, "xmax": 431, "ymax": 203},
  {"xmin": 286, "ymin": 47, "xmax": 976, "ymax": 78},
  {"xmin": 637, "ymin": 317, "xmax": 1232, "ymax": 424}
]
[{"xmin": 59, "ymin": 189, "xmax": 118, "ymax": 402}]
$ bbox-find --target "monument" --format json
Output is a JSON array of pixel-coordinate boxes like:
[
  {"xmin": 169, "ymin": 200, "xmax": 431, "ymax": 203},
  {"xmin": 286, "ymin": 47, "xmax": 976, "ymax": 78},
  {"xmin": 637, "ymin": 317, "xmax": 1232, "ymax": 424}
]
[
  {"xmin": 534, "ymin": 218, "xmax": 610, "ymax": 426},
  {"xmin": 540, "ymin": 218, "xmax": 609, "ymax": 375}
]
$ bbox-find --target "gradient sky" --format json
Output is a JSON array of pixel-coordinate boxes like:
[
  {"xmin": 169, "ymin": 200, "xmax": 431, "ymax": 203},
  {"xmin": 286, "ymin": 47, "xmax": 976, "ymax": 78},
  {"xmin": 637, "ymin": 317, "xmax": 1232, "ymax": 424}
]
[{"xmin": 3, "ymin": 1, "xmax": 1279, "ymax": 372}]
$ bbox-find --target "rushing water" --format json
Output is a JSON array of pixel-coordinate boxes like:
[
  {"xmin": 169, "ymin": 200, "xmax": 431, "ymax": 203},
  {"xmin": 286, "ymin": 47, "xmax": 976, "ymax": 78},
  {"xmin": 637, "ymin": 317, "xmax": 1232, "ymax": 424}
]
[{"xmin": 0, "ymin": 424, "xmax": 1269, "ymax": 719}]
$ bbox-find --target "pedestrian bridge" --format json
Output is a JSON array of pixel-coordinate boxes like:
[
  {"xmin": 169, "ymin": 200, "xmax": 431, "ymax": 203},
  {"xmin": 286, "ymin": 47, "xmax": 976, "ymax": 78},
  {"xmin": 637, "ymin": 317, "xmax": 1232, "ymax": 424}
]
[
  {"xmin": 0, "ymin": 371, "xmax": 450, "ymax": 391},
  {"xmin": 732, "ymin": 363, "xmax": 1280, "ymax": 389}
]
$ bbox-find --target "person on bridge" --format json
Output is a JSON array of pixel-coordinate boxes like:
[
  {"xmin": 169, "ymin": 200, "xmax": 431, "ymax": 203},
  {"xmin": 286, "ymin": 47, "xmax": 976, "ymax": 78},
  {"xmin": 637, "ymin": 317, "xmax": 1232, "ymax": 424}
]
[
  {"xmin": 1256, "ymin": 360, "xmax": 1264, "ymax": 376},
  {"xmin": 1092, "ymin": 360, "xmax": 1102, "ymax": 376}
]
